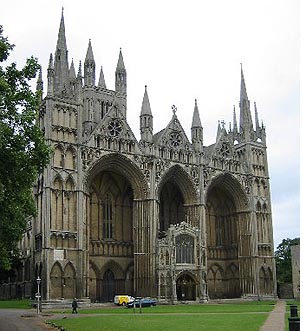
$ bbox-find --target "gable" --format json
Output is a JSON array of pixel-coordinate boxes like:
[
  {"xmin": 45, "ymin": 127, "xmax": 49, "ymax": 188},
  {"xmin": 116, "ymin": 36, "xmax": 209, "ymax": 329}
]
[
  {"xmin": 153, "ymin": 114, "xmax": 194, "ymax": 153},
  {"xmin": 84, "ymin": 103, "xmax": 142, "ymax": 154}
]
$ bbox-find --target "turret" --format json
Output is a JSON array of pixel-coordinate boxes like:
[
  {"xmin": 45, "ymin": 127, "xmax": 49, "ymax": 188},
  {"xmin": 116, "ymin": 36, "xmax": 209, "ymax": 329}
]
[
  {"xmin": 140, "ymin": 85, "xmax": 153, "ymax": 143},
  {"xmin": 36, "ymin": 66, "xmax": 43, "ymax": 94},
  {"xmin": 191, "ymin": 99, "xmax": 203, "ymax": 152},
  {"xmin": 54, "ymin": 8, "xmax": 69, "ymax": 95},
  {"xmin": 115, "ymin": 48, "xmax": 127, "ymax": 94},
  {"xmin": 75, "ymin": 61, "xmax": 83, "ymax": 102},
  {"xmin": 98, "ymin": 66, "xmax": 106, "ymax": 89},
  {"xmin": 84, "ymin": 39, "xmax": 95, "ymax": 87},
  {"xmin": 115, "ymin": 48, "xmax": 127, "ymax": 117},
  {"xmin": 69, "ymin": 59, "xmax": 76, "ymax": 97},
  {"xmin": 47, "ymin": 54, "xmax": 54, "ymax": 96}
]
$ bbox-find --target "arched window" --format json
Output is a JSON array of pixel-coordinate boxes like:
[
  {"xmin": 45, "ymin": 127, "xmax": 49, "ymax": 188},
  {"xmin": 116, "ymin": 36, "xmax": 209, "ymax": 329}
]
[
  {"xmin": 176, "ymin": 234, "xmax": 194, "ymax": 264},
  {"xmin": 103, "ymin": 195, "xmax": 113, "ymax": 239}
]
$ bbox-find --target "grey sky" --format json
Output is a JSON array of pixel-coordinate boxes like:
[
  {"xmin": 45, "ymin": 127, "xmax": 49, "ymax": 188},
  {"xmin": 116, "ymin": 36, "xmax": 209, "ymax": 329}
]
[{"xmin": 1, "ymin": 0, "xmax": 300, "ymax": 248}]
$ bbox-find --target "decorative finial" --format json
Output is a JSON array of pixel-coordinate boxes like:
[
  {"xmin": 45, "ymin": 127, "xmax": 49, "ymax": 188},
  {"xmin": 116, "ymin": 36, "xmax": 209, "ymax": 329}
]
[
  {"xmin": 171, "ymin": 105, "xmax": 177, "ymax": 115},
  {"xmin": 220, "ymin": 120, "xmax": 226, "ymax": 129}
]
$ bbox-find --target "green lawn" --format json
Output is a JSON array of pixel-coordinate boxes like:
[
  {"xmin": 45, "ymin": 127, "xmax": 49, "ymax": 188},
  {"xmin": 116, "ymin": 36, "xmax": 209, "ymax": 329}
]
[
  {"xmin": 48, "ymin": 302, "xmax": 275, "ymax": 331},
  {"xmin": 0, "ymin": 299, "xmax": 31, "ymax": 309}
]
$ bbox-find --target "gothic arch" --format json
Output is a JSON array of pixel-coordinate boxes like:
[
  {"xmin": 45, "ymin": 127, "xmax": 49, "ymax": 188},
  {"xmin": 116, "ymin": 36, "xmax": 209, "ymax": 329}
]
[
  {"xmin": 65, "ymin": 145, "xmax": 76, "ymax": 170},
  {"xmin": 50, "ymin": 262, "xmax": 63, "ymax": 299},
  {"xmin": 207, "ymin": 263, "xmax": 225, "ymax": 299},
  {"xmin": 65, "ymin": 175, "xmax": 75, "ymax": 190},
  {"xmin": 53, "ymin": 144, "xmax": 64, "ymax": 168},
  {"xmin": 206, "ymin": 173, "xmax": 247, "ymax": 299},
  {"xmin": 176, "ymin": 271, "xmax": 197, "ymax": 301},
  {"xmin": 52, "ymin": 175, "xmax": 64, "ymax": 230},
  {"xmin": 205, "ymin": 172, "xmax": 248, "ymax": 211},
  {"xmin": 100, "ymin": 260, "xmax": 124, "ymax": 279},
  {"xmin": 63, "ymin": 262, "xmax": 76, "ymax": 299},
  {"xmin": 157, "ymin": 165, "xmax": 198, "ymax": 235},
  {"xmin": 157, "ymin": 164, "xmax": 198, "ymax": 205},
  {"xmin": 225, "ymin": 263, "xmax": 240, "ymax": 298},
  {"xmin": 89, "ymin": 261, "xmax": 101, "ymax": 302},
  {"xmin": 85, "ymin": 153, "xmax": 148, "ymax": 200}
]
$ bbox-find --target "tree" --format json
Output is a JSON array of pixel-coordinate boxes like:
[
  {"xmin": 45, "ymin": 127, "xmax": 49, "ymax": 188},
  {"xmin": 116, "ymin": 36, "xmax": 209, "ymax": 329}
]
[
  {"xmin": 275, "ymin": 237, "xmax": 300, "ymax": 283},
  {"xmin": 0, "ymin": 26, "xmax": 51, "ymax": 270}
]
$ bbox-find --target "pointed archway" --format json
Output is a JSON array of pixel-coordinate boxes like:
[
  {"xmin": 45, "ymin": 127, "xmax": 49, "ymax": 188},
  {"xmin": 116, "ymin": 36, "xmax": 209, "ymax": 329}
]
[
  {"xmin": 205, "ymin": 173, "xmax": 248, "ymax": 299},
  {"xmin": 157, "ymin": 165, "xmax": 198, "ymax": 237}
]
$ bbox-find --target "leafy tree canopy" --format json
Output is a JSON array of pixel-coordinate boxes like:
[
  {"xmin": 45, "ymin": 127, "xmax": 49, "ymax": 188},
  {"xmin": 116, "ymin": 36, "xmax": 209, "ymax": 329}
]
[
  {"xmin": 0, "ymin": 26, "xmax": 51, "ymax": 270},
  {"xmin": 275, "ymin": 237, "xmax": 300, "ymax": 283}
]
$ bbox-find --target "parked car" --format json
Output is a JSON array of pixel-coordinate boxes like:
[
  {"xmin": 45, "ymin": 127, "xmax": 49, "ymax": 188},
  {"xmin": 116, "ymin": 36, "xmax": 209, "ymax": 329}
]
[
  {"xmin": 114, "ymin": 295, "xmax": 135, "ymax": 306},
  {"xmin": 127, "ymin": 297, "xmax": 157, "ymax": 308}
]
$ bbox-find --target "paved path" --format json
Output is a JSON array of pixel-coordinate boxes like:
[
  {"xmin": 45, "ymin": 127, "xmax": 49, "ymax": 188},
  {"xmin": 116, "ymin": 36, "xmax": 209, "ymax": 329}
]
[
  {"xmin": 0, "ymin": 309, "xmax": 52, "ymax": 331},
  {"xmin": 260, "ymin": 300, "xmax": 286, "ymax": 331}
]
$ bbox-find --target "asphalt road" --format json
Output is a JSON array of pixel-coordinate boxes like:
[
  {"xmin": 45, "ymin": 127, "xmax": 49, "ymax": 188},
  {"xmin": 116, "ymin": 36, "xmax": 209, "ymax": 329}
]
[{"xmin": 0, "ymin": 309, "xmax": 51, "ymax": 331}]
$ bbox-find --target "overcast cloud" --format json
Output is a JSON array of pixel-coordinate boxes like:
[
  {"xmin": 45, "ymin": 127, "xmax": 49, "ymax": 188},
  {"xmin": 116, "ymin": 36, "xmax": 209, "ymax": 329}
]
[{"xmin": 1, "ymin": 0, "xmax": 300, "ymax": 248}]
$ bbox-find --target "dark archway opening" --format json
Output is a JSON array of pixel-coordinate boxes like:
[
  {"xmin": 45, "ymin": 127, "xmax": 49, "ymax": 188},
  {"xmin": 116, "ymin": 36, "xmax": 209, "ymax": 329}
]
[
  {"xmin": 206, "ymin": 177, "xmax": 243, "ymax": 299},
  {"xmin": 176, "ymin": 274, "xmax": 196, "ymax": 301},
  {"xmin": 102, "ymin": 269, "xmax": 115, "ymax": 302},
  {"xmin": 159, "ymin": 181, "xmax": 185, "ymax": 238}
]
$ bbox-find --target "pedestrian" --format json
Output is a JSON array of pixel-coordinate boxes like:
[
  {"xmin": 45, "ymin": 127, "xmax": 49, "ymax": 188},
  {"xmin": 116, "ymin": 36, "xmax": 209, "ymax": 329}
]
[{"xmin": 72, "ymin": 298, "xmax": 78, "ymax": 313}]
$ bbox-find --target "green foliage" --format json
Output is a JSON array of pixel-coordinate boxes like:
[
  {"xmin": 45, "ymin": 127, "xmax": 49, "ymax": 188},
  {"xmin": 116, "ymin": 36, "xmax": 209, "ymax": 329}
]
[
  {"xmin": 0, "ymin": 26, "xmax": 51, "ymax": 270},
  {"xmin": 275, "ymin": 237, "xmax": 300, "ymax": 283}
]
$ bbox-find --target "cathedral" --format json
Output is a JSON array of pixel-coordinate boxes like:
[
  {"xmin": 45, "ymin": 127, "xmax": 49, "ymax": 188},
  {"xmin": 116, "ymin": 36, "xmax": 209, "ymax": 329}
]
[{"xmin": 13, "ymin": 11, "xmax": 277, "ymax": 303}]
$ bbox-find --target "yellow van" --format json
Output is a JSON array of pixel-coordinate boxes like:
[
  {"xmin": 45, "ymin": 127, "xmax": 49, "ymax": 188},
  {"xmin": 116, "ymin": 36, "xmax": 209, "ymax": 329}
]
[{"xmin": 114, "ymin": 295, "xmax": 134, "ymax": 306}]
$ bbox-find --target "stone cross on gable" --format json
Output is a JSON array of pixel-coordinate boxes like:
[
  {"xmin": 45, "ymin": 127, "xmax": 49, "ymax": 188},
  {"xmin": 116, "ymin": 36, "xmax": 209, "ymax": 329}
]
[{"xmin": 171, "ymin": 105, "xmax": 177, "ymax": 115}]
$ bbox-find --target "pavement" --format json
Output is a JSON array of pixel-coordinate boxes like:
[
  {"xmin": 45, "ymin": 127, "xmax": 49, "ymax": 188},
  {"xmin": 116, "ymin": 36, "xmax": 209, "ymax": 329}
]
[
  {"xmin": 260, "ymin": 300, "xmax": 286, "ymax": 331},
  {"xmin": 0, "ymin": 309, "xmax": 53, "ymax": 331}
]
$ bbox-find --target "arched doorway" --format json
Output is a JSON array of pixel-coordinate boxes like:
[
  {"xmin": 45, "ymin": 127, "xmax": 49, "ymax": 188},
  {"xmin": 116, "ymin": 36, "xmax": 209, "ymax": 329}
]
[
  {"xmin": 176, "ymin": 273, "xmax": 196, "ymax": 301},
  {"xmin": 102, "ymin": 269, "xmax": 115, "ymax": 302}
]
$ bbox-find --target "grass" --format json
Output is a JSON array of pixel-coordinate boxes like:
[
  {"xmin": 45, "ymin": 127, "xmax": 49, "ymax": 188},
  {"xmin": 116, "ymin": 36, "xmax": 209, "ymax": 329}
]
[
  {"xmin": 48, "ymin": 302, "xmax": 275, "ymax": 331},
  {"xmin": 0, "ymin": 299, "xmax": 31, "ymax": 309}
]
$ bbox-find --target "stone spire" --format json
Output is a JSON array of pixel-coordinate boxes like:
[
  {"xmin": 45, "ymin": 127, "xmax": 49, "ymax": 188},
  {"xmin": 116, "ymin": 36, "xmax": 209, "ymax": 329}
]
[
  {"xmin": 216, "ymin": 120, "xmax": 222, "ymax": 142},
  {"xmin": 115, "ymin": 48, "xmax": 127, "ymax": 94},
  {"xmin": 239, "ymin": 65, "xmax": 253, "ymax": 140},
  {"xmin": 191, "ymin": 99, "xmax": 203, "ymax": 152},
  {"xmin": 233, "ymin": 105, "xmax": 238, "ymax": 133},
  {"xmin": 47, "ymin": 53, "xmax": 54, "ymax": 96},
  {"xmin": 140, "ymin": 85, "xmax": 153, "ymax": 142},
  {"xmin": 254, "ymin": 102, "xmax": 260, "ymax": 131},
  {"xmin": 36, "ymin": 66, "xmax": 43, "ymax": 92},
  {"xmin": 54, "ymin": 8, "xmax": 69, "ymax": 94},
  {"xmin": 140, "ymin": 85, "xmax": 152, "ymax": 116},
  {"xmin": 84, "ymin": 39, "xmax": 96, "ymax": 86},
  {"xmin": 69, "ymin": 59, "xmax": 76, "ymax": 80},
  {"xmin": 98, "ymin": 66, "xmax": 107, "ymax": 89}
]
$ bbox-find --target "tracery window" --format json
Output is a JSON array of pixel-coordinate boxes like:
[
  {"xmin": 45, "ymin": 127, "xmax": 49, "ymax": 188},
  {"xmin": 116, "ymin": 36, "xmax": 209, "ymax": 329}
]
[
  {"xmin": 218, "ymin": 142, "xmax": 231, "ymax": 158},
  {"xmin": 169, "ymin": 131, "xmax": 182, "ymax": 148},
  {"xmin": 176, "ymin": 234, "xmax": 194, "ymax": 264},
  {"xmin": 108, "ymin": 119, "xmax": 123, "ymax": 137},
  {"xmin": 103, "ymin": 195, "xmax": 113, "ymax": 239}
]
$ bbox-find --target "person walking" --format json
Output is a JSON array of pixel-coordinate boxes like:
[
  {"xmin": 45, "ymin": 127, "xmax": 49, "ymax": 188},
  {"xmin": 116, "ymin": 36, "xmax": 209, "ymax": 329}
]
[{"xmin": 72, "ymin": 298, "xmax": 78, "ymax": 314}]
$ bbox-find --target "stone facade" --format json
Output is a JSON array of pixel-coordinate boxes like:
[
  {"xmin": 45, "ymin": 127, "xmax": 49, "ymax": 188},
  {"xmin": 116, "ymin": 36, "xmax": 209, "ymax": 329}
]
[
  {"xmin": 291, "ymin": 244, "xmax": 300, "ymax": 300},
  {"xmin": 17, "ymin": 11, "xmax": 276, "ymax": 303}
]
